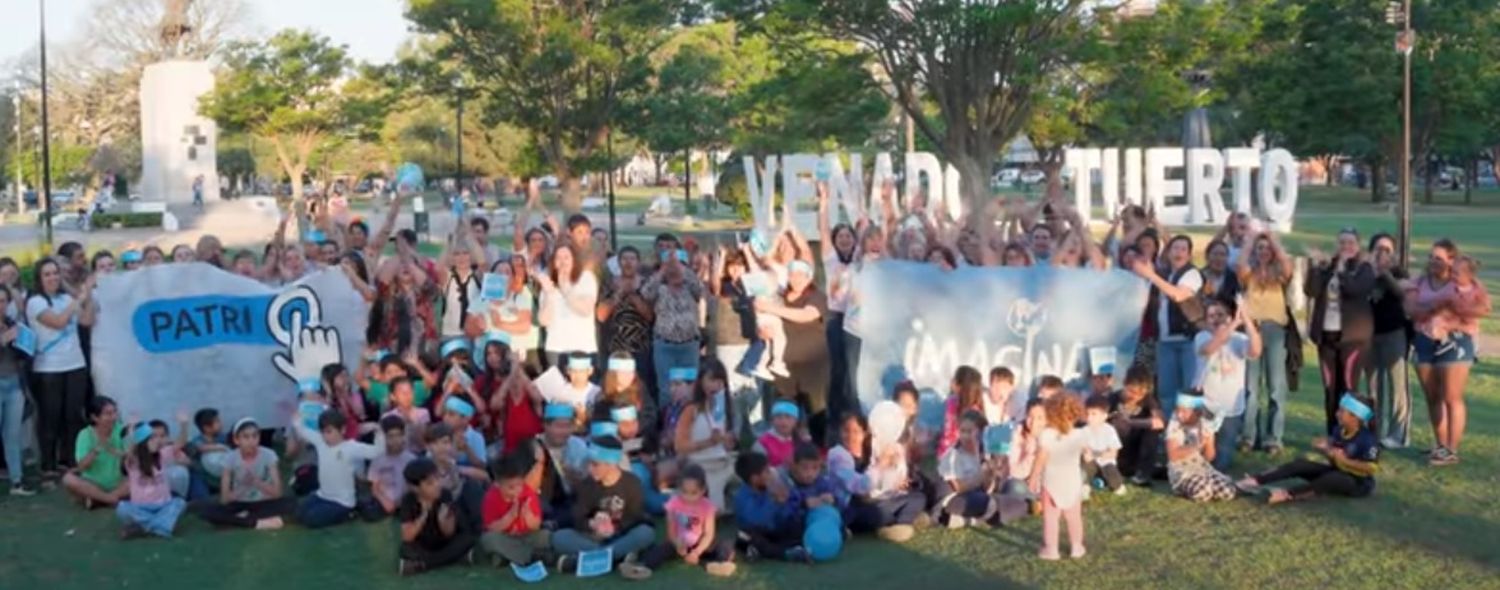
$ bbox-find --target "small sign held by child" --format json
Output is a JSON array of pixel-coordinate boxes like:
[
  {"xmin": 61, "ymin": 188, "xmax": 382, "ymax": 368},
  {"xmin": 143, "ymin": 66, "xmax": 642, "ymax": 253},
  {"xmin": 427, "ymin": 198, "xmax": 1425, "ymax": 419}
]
[
  {"xmin": 481, "ymin": 273, "xmax": 509, "ymax": 303},
  {"xmin": 511, "ymin": 561, "xmax": 548, "ymax": 583},
  {"xmin": 576, "ymin": 547, "xmax": 613, "ymax": 577},
  {"xmin": 13, "ymin": 324, "xmax": 36, "ymax": 357}
]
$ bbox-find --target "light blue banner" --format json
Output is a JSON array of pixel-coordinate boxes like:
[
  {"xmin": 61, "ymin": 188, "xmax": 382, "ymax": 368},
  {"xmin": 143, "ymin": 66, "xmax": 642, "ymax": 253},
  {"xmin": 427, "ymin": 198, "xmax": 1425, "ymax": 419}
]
[{"xmin": 853, "ymin": 262, "xmax": 1149, "ymax": 422}]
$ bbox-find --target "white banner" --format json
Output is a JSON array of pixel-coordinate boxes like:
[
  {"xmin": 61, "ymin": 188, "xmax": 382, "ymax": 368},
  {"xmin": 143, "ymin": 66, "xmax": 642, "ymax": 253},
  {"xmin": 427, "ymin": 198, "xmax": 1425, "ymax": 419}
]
[{"xmin": 90, "ymin": 264, "xmax": 368, "ymax": 428}]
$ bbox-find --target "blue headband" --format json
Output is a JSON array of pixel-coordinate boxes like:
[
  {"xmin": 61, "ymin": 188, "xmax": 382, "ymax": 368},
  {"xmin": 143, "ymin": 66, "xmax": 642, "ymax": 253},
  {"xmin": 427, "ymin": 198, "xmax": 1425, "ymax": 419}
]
[
  {"xmin": 590, "ymin": 421, "xmax": 619, "ymax": 438},
  {"xmin": 1178, "ymin": 395, "xmax": 1206, "ymax": 410},
  {"xmin": 297, "ymin": 377, "xmax": 323, "ymax": 393},
  {"xmin": 478, "ymin": 331, "xmax": 511, "ymax": 349},
  {"xmin": 676, "ymin": 249, "xmax": 688, "ymax": 263},
  {"xmin": 299, "ymin": 401, "xmax": 326, "ymax": 431},
  {"xmin": 366, "ymin": 348, "xmax": 391, "ymax": 362},
  {"xmin": 132, "ymin": 423, "xmax": 154, "ymax": 445},
  {"xmin": 543, "ymin": 403, "xmax": 575, "ymax": 421},
  {"xmin": 771, "ymin": 400, "xmax": 799, "ymax": 419},
  {"xmin": 440, "ymin": 339, "xmax": 470, "ymax": 358},
  {"xmin": 305, "ymin": 229, "xmax": 327, "ymax": 243},
  {"xmin": 667, "ymin": 367, "xmax": 697, "ymax": 382},
  {"xmin": 611, "ymin": 406, "xmax": 638, "ymax": 422},
  {"xmin": 788, "ymin": 260, "xmax": 814, "ymax": 277},
  {"xmin": 567, "ymin": 356, "xmax": 593, "ymax": 371},
  {"xmin": 444, "ymin": 397, "xmax": 476, "ymax": 418},
  {"xmin": 121, "ymin": 250, "xmax": 143, "ymax": 263},
  {"xmin": 1095, "ymin": 363, "xmax": 1115, "ymax": 376},
  {"xmin": 607, "ymin": 357, "xmax": 636, "ymax": 372},
  {"xmin": 588, "ymin": 444, "xmax": 624, "ymax": 465},
  {"xmin": 750, "ymin": 231, "xmax": 771, "ymax": 256},
  {"xmin": 1339, "ymin": 393, "xmax": 1373, "ymax": 422}
]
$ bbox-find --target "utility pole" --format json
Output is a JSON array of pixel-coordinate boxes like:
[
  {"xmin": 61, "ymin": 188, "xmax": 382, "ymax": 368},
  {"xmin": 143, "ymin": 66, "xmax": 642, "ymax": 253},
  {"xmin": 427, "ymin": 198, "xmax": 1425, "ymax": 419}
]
[
  {"xmin": 607, "ymin": 128, "xmax": 617, "ymax": 251},
  {"xmin": 1394, "ymin": 0, "xmax": 1414, "ymax": 270},
  {"xmin": 39, "ymin": 0, "xmax": 54, "ymax": 245}
]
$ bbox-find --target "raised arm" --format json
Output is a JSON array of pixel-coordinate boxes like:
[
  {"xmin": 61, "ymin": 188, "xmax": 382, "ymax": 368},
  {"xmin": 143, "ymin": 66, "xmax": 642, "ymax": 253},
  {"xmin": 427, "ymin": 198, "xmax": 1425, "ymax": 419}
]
[{"xmin": 817, "ymin": 182, "xmax": 835, "ymax": 262}]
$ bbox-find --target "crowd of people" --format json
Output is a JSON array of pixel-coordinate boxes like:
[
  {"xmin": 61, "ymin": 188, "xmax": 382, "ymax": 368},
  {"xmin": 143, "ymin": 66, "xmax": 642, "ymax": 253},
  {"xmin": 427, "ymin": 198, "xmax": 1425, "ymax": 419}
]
[{"xmin": 0, "ymin": 179, "xmax": 1489, "ymax": 579}]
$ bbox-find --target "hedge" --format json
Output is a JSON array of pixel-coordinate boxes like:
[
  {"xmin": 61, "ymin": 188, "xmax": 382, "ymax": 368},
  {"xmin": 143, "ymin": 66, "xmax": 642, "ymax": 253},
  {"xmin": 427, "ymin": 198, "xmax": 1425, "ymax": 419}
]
[{"xmin": 92, "ymin": 212, "xmax": 163, "ymax": 228}]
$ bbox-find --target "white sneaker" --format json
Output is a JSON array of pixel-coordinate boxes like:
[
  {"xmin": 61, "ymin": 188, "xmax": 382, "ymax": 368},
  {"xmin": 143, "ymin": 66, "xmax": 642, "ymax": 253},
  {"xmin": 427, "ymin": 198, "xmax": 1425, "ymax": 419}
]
[
  {"xmin": 1113, "ymin": 486, "xmax": 1128, "ymax": 496},
  {"xmin": 946, "ymin": 516, "xmax": 969, "ymax": 529},
  {"xmin": 769, "ymin": 361, "xmax": 790, "ymax": 378}
]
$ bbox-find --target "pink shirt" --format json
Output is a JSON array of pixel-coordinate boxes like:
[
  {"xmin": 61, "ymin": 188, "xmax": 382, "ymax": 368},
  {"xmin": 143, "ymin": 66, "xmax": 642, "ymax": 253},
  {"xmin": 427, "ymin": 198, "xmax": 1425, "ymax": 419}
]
[
  {"xmin": 127, "ymin": 448, "xmax": 177, "ymax": 505},
  {"xmin": 757, "ymin": 432, "xmax": 795, "ymax": 468},
  {"xmin": 665, "ymin": 494, "xmax": 717, "ymax": 548},
  {"xmin": 1410, "ymin": 278, "xmax": 1492, "ymax": 339}
]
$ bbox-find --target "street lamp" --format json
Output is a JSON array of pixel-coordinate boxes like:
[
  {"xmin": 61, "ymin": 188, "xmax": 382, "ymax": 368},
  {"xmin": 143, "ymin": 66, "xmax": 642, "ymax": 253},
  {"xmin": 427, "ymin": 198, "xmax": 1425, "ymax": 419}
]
[
  {"xmin": 38, "ymin": 0, "xmax": 54, "ymax": 245},
  {"xmin": 454, "ymin": 77, "xmax": 464, "ymax": 195},
  {"xmin": 1389, "ymin": 0, "xmax": 1414, "ymax": 270}
]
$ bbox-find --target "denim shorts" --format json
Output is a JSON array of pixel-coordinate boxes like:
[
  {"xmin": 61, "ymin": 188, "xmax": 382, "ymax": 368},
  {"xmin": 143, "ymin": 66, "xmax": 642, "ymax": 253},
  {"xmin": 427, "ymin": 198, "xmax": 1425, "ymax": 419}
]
[{"xmin": 1413, "ymin": 332, "xmax": 1476, "ymax": 366}]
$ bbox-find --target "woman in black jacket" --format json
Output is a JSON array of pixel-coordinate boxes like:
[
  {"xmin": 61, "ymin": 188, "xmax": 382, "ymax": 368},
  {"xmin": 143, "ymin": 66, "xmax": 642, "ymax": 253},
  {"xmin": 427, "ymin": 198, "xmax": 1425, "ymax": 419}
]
[{"xmin": 1303, "ymin": 228, "xmax": 1376, "ymax": 431}]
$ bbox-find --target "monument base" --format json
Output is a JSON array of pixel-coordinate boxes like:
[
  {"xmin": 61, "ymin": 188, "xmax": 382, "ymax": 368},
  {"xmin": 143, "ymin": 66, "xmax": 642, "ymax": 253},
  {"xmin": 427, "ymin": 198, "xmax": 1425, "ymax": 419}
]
[{"xmin": 139, "ymin": 60, "xmax": 220, "ymax": 206}]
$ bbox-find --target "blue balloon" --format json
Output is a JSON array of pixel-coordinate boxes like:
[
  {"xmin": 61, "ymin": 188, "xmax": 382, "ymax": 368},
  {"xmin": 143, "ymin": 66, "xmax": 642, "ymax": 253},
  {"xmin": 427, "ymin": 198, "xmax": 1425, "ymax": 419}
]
[
  {"xmin": 803, "ymin": 505, "xmax": 844, "ymax": 562},
  {"xmin": 395, "ymin": 163, "xmax": 425, "ymax": 191}
]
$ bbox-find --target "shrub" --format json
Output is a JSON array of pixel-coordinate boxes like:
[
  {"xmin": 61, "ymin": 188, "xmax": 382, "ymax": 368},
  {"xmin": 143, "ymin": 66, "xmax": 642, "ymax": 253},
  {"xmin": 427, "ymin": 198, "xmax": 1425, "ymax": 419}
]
[{"xmin": 92, "ymin": 212, "xmax": 163, "ymax": 228}]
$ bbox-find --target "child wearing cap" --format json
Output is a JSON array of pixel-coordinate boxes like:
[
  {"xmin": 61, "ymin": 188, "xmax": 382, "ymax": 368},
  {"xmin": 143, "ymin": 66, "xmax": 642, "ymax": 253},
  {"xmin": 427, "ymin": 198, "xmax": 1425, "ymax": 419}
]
[
  {"xmin": 118, "ymin": 422, "xmax": 190, "ymax": 539},
  {"xmin": 1236, "ymin": 393, "xmax": 1380, "ymax": 504},
  {"xmin": 551, "ymin": 437, "xmax": 657, "ymax": 579},
  {"xmin": 199, "ymin": 418, "xmax": 295, "ymax": 530},
  {"xmin": 754, "ymin": 400, "xmax": 801, "ymax": 468},
  {"xmin": 593, "ymin": 353, "xmax": 658, "ymax": 452},
  {"xmin": 1164, "ymin": 391, "xmax": 1237, "ymax": 502},
  {"xmin": 436, "ymin": 339, "xmax": 483, "ymax": 414},
  {"xmin": 528, "ymin": 404, "xmax": 590, "ymax": 528},
  {"xmin": 560, "ymin": 352, "xmax": 601, "ymax": 428}
]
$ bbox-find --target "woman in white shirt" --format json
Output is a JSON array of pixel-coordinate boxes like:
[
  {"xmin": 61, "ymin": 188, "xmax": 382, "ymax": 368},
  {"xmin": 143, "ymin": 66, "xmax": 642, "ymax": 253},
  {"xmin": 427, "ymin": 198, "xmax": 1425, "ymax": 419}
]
[
  {"xmin": 27, "ymin": 258, "xmax": 97, "ymax": 478},
  {"xmin": 537, "ymin": 243, "xmax": 599, "ymax": 368}
]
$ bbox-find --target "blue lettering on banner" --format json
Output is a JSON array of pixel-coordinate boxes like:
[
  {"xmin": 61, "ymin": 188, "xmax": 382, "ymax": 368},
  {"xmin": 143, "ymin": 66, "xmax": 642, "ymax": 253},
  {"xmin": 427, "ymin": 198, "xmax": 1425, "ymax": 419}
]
[{"xmin": 131, "ymin": 295, "xmax": 278, "ymax": 353}]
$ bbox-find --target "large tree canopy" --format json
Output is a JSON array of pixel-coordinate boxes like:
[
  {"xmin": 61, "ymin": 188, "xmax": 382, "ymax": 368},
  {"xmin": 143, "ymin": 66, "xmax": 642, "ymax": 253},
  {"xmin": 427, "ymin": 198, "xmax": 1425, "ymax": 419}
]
[
  {"xmin": 200, "ymin": 30, "xmax": 389, "ymax": 203},
  {"xmin": 405, "ymin": 0, "xmax": 686, "ymax": 211}
]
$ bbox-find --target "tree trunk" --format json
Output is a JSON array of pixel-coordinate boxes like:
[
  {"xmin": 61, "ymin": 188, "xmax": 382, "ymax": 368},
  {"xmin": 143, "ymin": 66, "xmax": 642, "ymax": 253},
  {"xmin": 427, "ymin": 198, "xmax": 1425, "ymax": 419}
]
[
  {"xmin": 683, "ymin": 149, "xmax": 692, "ymax": 212},
  {"xmin": 1422, "ymin": 159, "xmax": 1434, "ymax": 205},
  {"xmin": 1465, "ymin": 158, "xmax": 1475, "ymax": 204},
  {"xmin": 1040, "ymin": 147, "xmax": 1065, "ymax": 202},
  {"xmin": 1490, "ymin": 145, "xmax": 1500, "ymax": 186},
  {"xmin": 654, "ymin": 153, "xmax": 665, "ymax": 185},
  {"xmin": 559, "ymin": 173, "xmax": 582, "ymax": 212},
  {"xmin": 1320, "ymin": 155, "xmax": 1336, "ymax": 186},
  {"xmin": 949, "ymin": 151, "xmax": 993, "ymax": 215},
  {"xmin": 1370, "ymin": 161, "xmax": 1384, "ymax": 203}
]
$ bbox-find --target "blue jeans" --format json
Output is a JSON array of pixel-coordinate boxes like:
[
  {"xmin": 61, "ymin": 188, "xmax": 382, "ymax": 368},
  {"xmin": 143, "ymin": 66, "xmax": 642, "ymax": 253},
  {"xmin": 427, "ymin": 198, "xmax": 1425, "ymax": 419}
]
[
  {"xmin": 0, "ymin": 376, "xmax": 24, "ymax": 485},
  {"xmin": 736, "ymin": 339, "xmax": 767, "ymax": 377},
  {"xmin": 1156, "ymin": 339, "xmax": 1198, "ymax": 416},
  {"xmin": 716, "ymin": 343, "xmax": 765, "ymax": 436},
  {"xmin": 1213, "ymin": 414, "xmax": 1244, "ymax": 473},
  {"xmin": 117, "ymin": 498, "xmax": 187, "ymax": 537},
  {"xmin": 298, "ymin": 494, "xmax": 354, "ymax": 528},
  {"xmin": 652, "ymin": 337, "xmax": 700, "ymax": 407},
  {"xmin": 551, "ymin": 523, "xmax": 656, "ymax": 558},
  {"xmin": 1244, "ymin": 321, "xmax": 1289, "ymax": 448}
]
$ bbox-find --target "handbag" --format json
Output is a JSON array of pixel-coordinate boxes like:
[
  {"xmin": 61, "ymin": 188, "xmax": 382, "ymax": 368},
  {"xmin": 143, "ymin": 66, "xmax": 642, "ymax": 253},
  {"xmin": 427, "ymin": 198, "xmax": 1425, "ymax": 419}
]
[{"xmin": 1283, "ymin": 304, "xmax": 1304, "ymax": 392}]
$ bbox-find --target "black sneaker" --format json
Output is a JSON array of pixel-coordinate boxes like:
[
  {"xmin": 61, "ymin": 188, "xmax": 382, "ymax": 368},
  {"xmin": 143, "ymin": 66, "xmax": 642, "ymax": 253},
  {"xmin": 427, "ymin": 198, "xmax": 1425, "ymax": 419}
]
[
  {"xmin": 398, "ymin": 559, "xmax": 424, "ymax": 576},
  {"xmin": 555, "ymin": 554, "xmax": 576, "ymax": 574},
  {"xmin": 785, "ymin": 545, "xmax": 812, "ymax": 563},
  {"xmin": 8, "ymin": 483, "xmax": 37, "ymax": 497},
  {"xmin": 743, "ymin": 545, "xmax": 761, "ymax": 562},
  {"xmin": 464, "ymin": 548, "xmax": 477, "ymax": 566}
]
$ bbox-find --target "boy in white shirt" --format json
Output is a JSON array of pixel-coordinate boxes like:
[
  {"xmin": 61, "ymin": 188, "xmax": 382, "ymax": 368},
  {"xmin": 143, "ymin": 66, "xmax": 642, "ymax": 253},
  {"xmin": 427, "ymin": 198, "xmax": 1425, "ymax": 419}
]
[
  {"xmin": 1193, "ymin": 298, "xmax": 1262, "ymax": 472},
  {"xmin": 1081, "ymin": 396, "xmax": 1126, "ymax": 494},
  {"xmin": 292, "ymin": 408, "xmax": 385, "ymax": 528}
]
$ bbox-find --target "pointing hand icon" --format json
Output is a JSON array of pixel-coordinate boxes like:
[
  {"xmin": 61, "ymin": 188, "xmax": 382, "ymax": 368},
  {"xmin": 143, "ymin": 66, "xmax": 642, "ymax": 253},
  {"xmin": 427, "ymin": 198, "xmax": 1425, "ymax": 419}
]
[{"xmin": 272, "ymin": 308, "xmax": 343, "ymax": 386}]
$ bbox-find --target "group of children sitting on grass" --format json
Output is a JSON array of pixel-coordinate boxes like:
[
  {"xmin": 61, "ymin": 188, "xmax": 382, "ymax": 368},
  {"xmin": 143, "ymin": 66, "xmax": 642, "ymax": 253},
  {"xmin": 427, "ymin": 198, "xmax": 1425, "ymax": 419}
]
[{"xmin": 57, "ymin": 335, "xmax": 1383, "ymax": 579}]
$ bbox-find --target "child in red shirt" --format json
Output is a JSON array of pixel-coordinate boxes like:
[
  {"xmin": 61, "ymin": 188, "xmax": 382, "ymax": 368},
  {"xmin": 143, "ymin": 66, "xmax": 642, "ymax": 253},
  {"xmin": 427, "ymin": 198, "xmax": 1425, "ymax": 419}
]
[{"xmin": 479, "ymin": 449, "xmax": 551, "ymax": 567}]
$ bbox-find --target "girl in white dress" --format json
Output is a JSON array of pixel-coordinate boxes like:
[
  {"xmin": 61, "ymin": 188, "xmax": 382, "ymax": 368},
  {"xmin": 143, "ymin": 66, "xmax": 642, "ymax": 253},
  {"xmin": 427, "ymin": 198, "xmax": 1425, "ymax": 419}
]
[{"xmin": 1029, "ymin": 394, "xmax": 1089, "ymax": 560}]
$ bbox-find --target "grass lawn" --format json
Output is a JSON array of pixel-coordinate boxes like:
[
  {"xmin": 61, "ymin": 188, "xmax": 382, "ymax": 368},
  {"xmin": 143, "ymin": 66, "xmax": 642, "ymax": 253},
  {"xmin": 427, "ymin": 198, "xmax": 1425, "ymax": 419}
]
[{"xmin": 3, "ymin": 185, "xmax": 1499, "ymax": 589}]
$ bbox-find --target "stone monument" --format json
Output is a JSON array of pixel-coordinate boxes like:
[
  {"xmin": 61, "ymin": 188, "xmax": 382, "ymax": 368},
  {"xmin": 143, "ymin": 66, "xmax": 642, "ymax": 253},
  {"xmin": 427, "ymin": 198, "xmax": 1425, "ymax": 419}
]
[{"xmin": 138, "ymin": 0, "xmax": 219, "ymax": 210}]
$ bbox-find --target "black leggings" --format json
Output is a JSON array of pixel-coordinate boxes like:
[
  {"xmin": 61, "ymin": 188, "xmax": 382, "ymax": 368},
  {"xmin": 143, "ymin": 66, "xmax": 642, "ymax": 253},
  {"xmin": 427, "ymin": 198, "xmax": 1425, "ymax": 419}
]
[
  {"xmin": 1316, "ymin": 334, "xmax": 1364, "ymax": 432},
  {"xmin": 34, "ymin": 369, "xmax": 89, "ymax": 472},
  {"xmin": 1255, "ymin": 459, "xmax": 1369, "ymax": 499},
  {"xmin": 1113, "ymin": 420, "xmax": 1161, "ymax": 479},
  {"xmin": 640, "ymin": 538, "xmax": 734, "ymax": 569},
  {"xmin": 198, "ymin": 497, "xmax": 298, "ymax": 528}
]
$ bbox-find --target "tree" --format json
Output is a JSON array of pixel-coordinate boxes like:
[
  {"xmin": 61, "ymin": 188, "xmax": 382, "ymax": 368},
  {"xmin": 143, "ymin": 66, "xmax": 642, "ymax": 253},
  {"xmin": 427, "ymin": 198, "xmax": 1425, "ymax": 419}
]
[
  {"xmin": 625, "ymin": 32, "xmax": 732, "ymax": 206},
  {"xmin": 1409, "ymin": 0, "xmax": 1500, "ymax": 203},
  {"xmin": 200, "ymin": 30, "xmax": 389, "ymax": 204},
  {"xmin": 406, "ymin": 0, "xmax": 684, "ymax": 211},
  {"xmin": 734, "ymin": 0, "xmax": 1090, "ymax": 209}
]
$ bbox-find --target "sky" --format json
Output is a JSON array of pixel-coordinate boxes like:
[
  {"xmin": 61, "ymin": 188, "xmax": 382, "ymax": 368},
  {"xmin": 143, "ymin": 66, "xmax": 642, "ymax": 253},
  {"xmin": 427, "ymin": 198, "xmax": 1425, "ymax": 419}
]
[{"xmin": 2, "ymin": 0, "xmax": 411, "ymax": 67}]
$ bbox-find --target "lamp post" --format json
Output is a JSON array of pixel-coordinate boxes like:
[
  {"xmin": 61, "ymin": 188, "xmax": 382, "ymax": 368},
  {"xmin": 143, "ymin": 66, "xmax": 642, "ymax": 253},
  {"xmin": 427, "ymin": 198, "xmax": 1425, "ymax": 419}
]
[
  {"xmin": 455, "ymin": 85, "xmax": 464, "ymax": 194},
  {"xmin": 607, "ymin": 127, "xmax": 617, "ymax": 251},
  {"xmin": 1391, "ymin": 0, "xmax": 1414, "ymax": 270},
  {"xmin": 38, "ymin": 0, "xmax": 53, "ymax": 245}
]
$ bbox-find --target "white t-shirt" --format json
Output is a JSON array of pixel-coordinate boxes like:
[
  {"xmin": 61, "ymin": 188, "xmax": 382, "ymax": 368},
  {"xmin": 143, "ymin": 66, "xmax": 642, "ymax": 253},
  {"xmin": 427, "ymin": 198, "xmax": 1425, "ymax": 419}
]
[
  {"xmin": 440, "ymin": 270, "xmax": 483, "ymax": 338},
  {"xmin": 1157, "ymin": 268, "xmax": 1204, "ymax": 342},
  {"xmin": 1194, "ymin": 331, "xmax": 1250, "ymax": 417},
  {"xmin": 26, "ymin": 294, "xmax": 86, "ymax": 373},
  {"xmin": 1081, "ymin": 423, "xmax": 1123, "ymax": 458},
  {"xmin": 937, "ymin": 446, "xmax": 982, "ymax": 483},
  {"xmin": 293, "ymin": 421, "xmax": 384, "ymax": 508},
  {"xmin": 824, "ymin": 251, "xmax": 853, "ymax": 314},
  {"xmin": 543, "ymin": 271, "xmax": 599, "ymax": 353},
  {"xmin": 470, "ymin": 285, "xmax": 538, "ymax": 351}
]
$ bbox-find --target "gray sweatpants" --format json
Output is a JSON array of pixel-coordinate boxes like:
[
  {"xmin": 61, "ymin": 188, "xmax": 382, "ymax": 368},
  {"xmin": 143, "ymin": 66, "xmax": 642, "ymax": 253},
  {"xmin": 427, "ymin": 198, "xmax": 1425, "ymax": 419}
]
[{"xmin": 1364, "ymin": 330, "xmax": 1410, "ymax": 447}]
